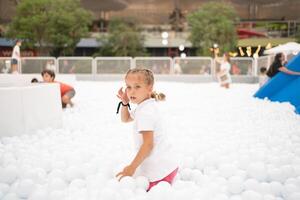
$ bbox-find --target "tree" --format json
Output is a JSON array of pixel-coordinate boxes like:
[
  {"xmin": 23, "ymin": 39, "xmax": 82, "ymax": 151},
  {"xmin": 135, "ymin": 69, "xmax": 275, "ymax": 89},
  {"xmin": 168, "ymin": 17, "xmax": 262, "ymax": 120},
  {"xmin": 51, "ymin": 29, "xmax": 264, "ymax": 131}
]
[
  {"xmin": 96, "ymin": 18, "xmax": 147, "ymax": 57},
  {"xmin": 187, "ymin": 2, "xmax": 239, "ymax": 56},
  {"xmin": 7, "ymin": 0, "xmax": 91, "ymax": 56}
]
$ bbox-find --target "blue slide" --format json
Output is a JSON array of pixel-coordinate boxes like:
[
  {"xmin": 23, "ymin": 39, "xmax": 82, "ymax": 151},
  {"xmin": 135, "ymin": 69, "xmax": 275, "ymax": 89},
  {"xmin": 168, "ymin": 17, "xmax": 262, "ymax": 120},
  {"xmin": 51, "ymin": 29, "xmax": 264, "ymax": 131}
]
[{"xmin": 254, "ymin": 53, "xmax": 300, "ymax": 113}]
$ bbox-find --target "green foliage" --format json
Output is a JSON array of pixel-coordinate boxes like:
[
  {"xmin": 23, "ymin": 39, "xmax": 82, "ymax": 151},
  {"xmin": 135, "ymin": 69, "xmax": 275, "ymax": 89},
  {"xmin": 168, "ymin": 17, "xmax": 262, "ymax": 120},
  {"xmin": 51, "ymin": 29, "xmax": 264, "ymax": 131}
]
[
  {"xmin": 7, "ymin": 0, "xmax": 91, "ymax": 56},
  {"xmin": 187, "ymin": 2, "xmax": 238, "ymax": 56},
  {"xmin": 96, "ymin": 18, "xmax": 147, "ymax": 57}
]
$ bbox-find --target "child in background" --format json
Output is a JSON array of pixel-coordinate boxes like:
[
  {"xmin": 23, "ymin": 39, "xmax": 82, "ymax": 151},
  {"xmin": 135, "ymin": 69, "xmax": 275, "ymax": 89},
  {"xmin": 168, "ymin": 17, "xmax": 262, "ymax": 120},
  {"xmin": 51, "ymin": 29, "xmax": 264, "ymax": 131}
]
[
  {"xmin": 259, "ymin": 67, "xmax": 268, "ymax": 87},
  {"xmin": 41, "ymin": 69, "xmax": 75, "ymax": 108},
  {"xmin": 116, "ymin": 68, "xmax": 178, "ymax": 192},
  {"xmin": 31, "ymin": 78, "xmax": 39, "ymax": 83}
]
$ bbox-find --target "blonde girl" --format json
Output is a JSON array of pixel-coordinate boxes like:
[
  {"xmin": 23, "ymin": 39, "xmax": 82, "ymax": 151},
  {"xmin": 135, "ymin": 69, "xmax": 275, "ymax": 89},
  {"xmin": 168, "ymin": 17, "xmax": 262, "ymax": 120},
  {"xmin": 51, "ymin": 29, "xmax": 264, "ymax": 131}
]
[{"xmin": 116, "ymin": 68, "xmax": 178, "ymax": 191}]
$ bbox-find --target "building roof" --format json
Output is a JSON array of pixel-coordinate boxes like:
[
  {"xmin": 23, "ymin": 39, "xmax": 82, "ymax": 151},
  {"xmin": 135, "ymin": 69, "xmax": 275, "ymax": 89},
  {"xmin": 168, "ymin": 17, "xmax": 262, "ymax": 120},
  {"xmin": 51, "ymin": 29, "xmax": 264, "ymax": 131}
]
[{"xmin": 76, "ymin": 38, "xmax": 102, "ymax": 48}]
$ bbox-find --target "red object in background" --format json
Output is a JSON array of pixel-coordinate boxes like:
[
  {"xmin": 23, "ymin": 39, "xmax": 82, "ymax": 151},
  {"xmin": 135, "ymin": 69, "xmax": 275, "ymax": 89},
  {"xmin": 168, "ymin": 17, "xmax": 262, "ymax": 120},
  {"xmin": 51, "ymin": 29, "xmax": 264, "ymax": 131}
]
[
  {"xmin": 237, "ymin": 28, "xmax": 267, "ymax": 39},
  {"xmin": 0, "ymin": 47, "xmax": 37, "ymax": 57}
]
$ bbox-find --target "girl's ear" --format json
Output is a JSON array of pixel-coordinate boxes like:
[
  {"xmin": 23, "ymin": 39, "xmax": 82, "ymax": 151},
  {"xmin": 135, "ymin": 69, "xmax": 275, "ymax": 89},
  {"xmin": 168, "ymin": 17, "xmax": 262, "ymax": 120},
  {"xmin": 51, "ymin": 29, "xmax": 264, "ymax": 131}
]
[{"xmin": 148, "ymin": 85, "xmax": 153, "ymax": 93}]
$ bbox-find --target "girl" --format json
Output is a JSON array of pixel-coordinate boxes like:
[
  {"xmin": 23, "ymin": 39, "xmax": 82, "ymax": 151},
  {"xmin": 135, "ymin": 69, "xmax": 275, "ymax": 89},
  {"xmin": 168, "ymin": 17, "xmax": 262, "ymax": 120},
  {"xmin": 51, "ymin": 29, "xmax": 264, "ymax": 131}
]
[
  {"xmin": 116, "ymin": 68, "xmax": 178, "ymax": 191},
  {"xmin": 267, "ymin": 53, "xmax": 300, "ymax": 78},
  {"xmin": 215, "ymin": 52, "xmax": 232, "ymax": 89}
]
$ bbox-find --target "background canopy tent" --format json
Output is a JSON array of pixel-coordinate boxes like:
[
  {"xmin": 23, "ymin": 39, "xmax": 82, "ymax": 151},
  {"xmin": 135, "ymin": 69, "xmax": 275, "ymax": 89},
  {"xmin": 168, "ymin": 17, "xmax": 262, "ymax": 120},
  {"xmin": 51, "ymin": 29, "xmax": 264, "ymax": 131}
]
[{"xmin": 264, "ymin": 42, "xmax": 300, "ymax": 55}]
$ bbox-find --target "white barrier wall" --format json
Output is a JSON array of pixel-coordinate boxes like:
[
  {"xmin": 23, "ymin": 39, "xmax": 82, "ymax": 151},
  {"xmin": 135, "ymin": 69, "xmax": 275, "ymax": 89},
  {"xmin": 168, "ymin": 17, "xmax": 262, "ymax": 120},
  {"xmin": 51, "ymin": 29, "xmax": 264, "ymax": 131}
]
[{"xmin": 0, "ymin": 82, "xmax": 63, "ymax": 137}]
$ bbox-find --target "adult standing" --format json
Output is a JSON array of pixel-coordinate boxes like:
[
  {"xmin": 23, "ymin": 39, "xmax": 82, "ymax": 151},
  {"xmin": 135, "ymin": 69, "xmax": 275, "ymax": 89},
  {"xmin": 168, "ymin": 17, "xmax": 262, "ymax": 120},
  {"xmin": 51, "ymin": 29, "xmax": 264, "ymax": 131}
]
[{"xmin": 11, "ymin": 40, "xmax": 22, "ymax": 74}]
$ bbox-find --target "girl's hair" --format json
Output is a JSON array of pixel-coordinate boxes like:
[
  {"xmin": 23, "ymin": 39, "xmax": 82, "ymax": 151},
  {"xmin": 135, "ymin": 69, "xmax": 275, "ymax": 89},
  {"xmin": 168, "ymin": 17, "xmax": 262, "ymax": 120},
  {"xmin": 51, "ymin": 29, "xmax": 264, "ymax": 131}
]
[
  {"xmin": 267, "ymin": 53, "xmax": 283, "ymax": 77},
  {"xmin": 125, "ymin": 68, "xmax": 166, "ymax": 101},
  {"xmin": 273, "ymin": 53, "xmax": 283, "ymax": 65}
]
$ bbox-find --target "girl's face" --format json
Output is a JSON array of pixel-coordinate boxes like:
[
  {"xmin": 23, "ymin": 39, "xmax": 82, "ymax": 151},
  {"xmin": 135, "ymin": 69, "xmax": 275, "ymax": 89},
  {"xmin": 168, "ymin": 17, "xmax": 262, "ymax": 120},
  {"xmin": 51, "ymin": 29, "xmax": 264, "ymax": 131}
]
[
  {"xmin": 125, "ymin": 73, "xmax": 153, "ymax": 104},
  {"xmin": 280, "ymin": 54, "xmax": 285, "ymax": 62},
  {"xmin": 42, "ymin": 73, "xmax": 54, "ymax": 82}
]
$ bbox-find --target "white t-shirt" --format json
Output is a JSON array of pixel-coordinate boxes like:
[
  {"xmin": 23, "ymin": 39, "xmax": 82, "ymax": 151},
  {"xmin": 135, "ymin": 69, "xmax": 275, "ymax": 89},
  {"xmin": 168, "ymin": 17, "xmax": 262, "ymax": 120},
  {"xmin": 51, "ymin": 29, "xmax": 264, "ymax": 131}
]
[
  {"xmin": 130, "ymin": 98, "xmax": 177, "ymax": 182},
  {"xmin": 12, "ymin": 45, "xmax": 20, "ymax": 60},
  {"xmin": 220, "ymin": 61, "xmax": 231, "ymax": 73},
  {"xmin": 219, "ymin": 61, "xmax": 232, "ymax": 83}
]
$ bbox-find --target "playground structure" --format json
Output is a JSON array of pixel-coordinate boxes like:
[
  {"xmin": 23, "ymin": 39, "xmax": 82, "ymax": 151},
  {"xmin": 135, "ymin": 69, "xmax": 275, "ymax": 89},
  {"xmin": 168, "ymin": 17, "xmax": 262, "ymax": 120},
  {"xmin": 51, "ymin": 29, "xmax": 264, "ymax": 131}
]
[{"xmin": 254, "ymin": 53, "xmax": 300, "ymax": 113}]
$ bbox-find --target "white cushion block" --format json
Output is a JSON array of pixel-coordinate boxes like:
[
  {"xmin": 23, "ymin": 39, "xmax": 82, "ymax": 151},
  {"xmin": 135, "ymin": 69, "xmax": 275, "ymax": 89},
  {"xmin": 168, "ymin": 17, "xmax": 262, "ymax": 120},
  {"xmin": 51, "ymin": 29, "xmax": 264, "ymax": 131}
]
[
  {"xmin": 0, "ymin": 83, "xmax": 62, "ymax": 137},
  {"xmin": 0, "ymin": 87, "xmax": 23, "ymax": 136}
]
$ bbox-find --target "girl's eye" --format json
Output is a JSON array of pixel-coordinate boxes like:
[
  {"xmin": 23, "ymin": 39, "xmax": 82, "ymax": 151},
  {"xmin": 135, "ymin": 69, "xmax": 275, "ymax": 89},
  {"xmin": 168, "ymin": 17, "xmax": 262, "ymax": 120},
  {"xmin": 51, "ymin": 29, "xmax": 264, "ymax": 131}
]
[{"xmin": 135, "ymin": 86, "xmax": 141, "ymax": 89}]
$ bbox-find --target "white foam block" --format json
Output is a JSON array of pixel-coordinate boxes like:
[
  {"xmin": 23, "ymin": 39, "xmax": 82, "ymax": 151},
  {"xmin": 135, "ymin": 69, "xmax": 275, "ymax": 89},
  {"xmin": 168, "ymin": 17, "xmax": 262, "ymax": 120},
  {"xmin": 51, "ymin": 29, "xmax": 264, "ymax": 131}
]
[{"xmin": 0, "ymin": 83, "xmax": 62, "ymax": 137}]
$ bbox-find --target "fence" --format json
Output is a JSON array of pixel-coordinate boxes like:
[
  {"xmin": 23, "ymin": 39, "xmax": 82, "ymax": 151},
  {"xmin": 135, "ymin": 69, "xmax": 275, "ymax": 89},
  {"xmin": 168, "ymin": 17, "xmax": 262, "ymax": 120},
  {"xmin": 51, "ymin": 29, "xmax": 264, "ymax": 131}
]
[{"xmin": 1, "ymin": 55, "xmax": 296, "ymax": 78}]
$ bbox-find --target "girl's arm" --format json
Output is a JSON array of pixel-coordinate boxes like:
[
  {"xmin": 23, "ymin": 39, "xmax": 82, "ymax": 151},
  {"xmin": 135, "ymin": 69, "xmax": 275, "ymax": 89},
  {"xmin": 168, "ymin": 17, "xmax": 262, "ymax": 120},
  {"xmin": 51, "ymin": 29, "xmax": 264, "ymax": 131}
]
[
  {"xmin": 116, "ymin": 131, "xmax": 154, "ymax": 180},
  {"xmin": 279, "ymin": 66, "xmax": 300, "ymax": 75},
  {"xmin": 120, "ymin": 104, "xmax": 133, "ymax": 123}
]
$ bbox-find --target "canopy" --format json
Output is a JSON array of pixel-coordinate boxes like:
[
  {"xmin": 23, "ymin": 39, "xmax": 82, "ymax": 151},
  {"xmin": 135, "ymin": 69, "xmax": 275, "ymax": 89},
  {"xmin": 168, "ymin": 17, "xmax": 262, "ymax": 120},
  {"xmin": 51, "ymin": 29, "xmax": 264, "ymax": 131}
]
[{"xmin": 264, "ymin": 42, "xmax": 300, "ymax": 55}]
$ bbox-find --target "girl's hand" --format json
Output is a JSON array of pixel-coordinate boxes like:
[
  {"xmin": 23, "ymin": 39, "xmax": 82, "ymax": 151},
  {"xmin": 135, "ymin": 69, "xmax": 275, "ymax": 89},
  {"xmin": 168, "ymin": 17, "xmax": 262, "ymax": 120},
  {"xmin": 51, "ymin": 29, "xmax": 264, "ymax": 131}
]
[
  {"xmin": 117, "ymin": 87, "xmax": 129, "ymax": 104},
  {"xmin": 115, "ymin": 165, "xmax": 136, "ymax": 181}
]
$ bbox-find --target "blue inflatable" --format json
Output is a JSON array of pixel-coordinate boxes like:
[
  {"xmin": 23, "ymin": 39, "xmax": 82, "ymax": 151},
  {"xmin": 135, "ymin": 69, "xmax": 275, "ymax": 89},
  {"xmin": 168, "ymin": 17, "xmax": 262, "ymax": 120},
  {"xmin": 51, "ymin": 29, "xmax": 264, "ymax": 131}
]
[{"xmin": 254, "ymin": 53, "xmax": 300, "ymax": 113}]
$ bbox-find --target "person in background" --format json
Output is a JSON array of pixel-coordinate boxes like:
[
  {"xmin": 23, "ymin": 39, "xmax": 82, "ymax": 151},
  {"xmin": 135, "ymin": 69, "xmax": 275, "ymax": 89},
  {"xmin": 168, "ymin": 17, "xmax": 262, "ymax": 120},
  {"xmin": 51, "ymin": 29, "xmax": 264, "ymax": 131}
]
[
  {"xmin": 11, "ymin": 40, "xmax": 22, "ymax": 74},
  {"xmin": 31, "ymin": 78, "xmax": 39, "ymax": 83},
  {"xmin": 215, "ymin": 52, "xmax": 232, "ymax": 89},
  {"xmin": 266, "ymin": 53, "xmax": 300, "ymax": 78},
  {"xmin": 259, "ymin": 67, "xmax": 268, "ymax": 87},
  {"xmin": 41, "ymin": 69, "xmax": 75, "ymax": 108},
  {"xmin": 173, "ymin": 59, "xmax": 182, "ymax": 74},
  {"xmin": 45, "ymin": 60, "xmax": 56, "ymax": 71}
]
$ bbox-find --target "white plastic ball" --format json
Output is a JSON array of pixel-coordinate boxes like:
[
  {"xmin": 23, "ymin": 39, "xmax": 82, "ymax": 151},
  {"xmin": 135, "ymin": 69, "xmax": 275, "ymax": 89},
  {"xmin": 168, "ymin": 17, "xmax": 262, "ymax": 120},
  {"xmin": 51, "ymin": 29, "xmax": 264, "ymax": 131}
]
[
  {"xmin": 119, "ymin": 176, "xmax": 136, "ymax": 191},
  {"xmin": 28, "ymin": 187, "xmax": 48, "ymax": 200},
  {"xmin": 135, "ymin": 176, "xmax": 149, "ymax": 191},
  {"xmin": 228, "ymin": 176, "xmax": 244, "ymax": 194},
  {"xmin": 65, "ymin": 166, "xmax": 83, "ymax": 181},
  {"xmin": 0, "ymin": 183, "xmax": 10, "ymax": 196},
  {"xmin": 180, "ymin": 168, "xmax": 193, "ymax": 181},
  {"xmin": 269, "ymin": 181, "xmax": 283, "ymax": 196},
  {"xmin": 229, "ymin": 195, "xmax": 242, "ymax": 200},
  {"xmin": 258, "ymin": 182, "xmax": 271, "ymax": 195},
  {"xmin": 3, "ymin": 193, "xmax": 19, "ymax": 200},
  {"xmin": 49, "ymin": 191, "xmax": 66, "ymax": 200},
  {"xmin": 241, "ymin": 190, "xmax": 263, "ymax": 200},
  {"xmin": 244, "ymin": 179, "xmax": 260, "ymax": 192},
  {"xmin": 0, "ymin": 166, "xmax": 18, "ymax": 184},
  {"xmin": 16, "ymin": 179, "xmax": 35, "ymax": 198},
  {"xmin": 268, "ymin": 168, "xmax": 284, "ymax": 182},
  {"xmin": 48, "ymin": 177, "xmax": 67, "ymax": 191},
  {"xmin": 219, "ymin": 164, "xmax": 237, "ymax": 178},
  {"xmin": 247, "ymin": 162, "xmax": 267, "ymax": 181},
  {"xmin": 69, "ymin": 179, "xmax": 86, "ymax": 189},
  {"xmin": 263, "ymin": 194, "xmax": 276, "ymax": 200}
]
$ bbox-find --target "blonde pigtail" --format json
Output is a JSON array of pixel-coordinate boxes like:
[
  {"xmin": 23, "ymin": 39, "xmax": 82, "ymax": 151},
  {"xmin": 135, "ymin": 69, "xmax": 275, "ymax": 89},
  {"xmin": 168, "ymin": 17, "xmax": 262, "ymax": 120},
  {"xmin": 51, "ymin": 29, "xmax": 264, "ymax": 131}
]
[{"xmin": 151, "ymin": 91, "xmax": 166, "ymax": 101}]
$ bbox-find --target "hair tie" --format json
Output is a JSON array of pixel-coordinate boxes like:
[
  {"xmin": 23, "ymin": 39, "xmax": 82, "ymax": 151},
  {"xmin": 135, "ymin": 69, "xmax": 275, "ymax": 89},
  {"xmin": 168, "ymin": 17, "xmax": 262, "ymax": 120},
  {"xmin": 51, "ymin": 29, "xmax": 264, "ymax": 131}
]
[{"xmin": 116, "ymin": 102, "xmax": 131, "ymax": 114}]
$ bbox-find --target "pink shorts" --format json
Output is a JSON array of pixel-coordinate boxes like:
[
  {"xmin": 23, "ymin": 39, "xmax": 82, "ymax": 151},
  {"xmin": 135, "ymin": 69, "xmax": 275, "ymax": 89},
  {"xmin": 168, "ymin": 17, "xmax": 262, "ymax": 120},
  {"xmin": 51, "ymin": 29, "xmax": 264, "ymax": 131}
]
[{"xmin": 147, "ymin": 167, "xmax": 178, "ymax": 192}]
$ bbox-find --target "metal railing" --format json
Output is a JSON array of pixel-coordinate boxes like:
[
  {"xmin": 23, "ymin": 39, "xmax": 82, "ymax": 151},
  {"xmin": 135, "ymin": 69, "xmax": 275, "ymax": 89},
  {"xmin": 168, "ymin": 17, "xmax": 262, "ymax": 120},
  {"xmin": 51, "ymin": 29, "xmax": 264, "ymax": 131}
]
[
  {"xmin": 134, "ymin": 57, "xmax": 173, "ymax": 74},
  {"xmin": 173, "ymin": 57, "xmax": 213, "ymax": 75},
  {"xmin": 57, "ymin": 57, "xmax": 93, "ymax": 74},
  {"xmin": 95, "ymin": 57, "xmax": 132, "ymax": 74},
  {"xmin": 2, "ymin": 55, "xmax": 297, "ymax": 79}
]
